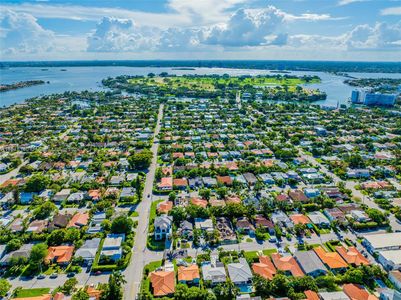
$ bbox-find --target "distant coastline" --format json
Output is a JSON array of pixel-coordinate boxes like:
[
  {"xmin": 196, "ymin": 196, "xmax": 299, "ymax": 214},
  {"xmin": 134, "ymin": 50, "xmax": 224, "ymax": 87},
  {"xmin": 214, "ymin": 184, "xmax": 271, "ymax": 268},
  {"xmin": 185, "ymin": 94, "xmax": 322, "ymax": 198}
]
[
  {"xmin": 0, "ymin": 80, "xmax": 46, "ymax": 92},
  {"xmin": 1, "ymin": 60, "xmax": 400, "ymax": 73}
]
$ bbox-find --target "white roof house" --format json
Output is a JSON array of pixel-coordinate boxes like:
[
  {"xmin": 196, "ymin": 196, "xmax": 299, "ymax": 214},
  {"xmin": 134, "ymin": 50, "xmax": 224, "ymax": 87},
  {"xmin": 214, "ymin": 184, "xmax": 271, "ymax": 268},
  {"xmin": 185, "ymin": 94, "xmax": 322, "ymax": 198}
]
[
  {"xmin": 308, "ymin": 211, "xmax": 330, "ymax": 226},
  {"xmin": 202, "ymin": 261, "xmax": 227, "ymax": 284},
  {"xmin": 363, "ymin": 232, "xmax": 401, "ymax": 252},
  {"xmin": 227, "ymin": 258, "xmax": 253, "ymax": 285},
  {"xmin": 318, "ymin": 291, "xmax": 349, "ymax": 300}
]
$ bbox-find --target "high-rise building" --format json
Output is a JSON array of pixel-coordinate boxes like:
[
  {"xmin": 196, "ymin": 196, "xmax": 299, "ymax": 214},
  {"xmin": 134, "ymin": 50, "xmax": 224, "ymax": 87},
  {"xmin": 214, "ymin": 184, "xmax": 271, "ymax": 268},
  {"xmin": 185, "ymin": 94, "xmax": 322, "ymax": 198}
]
[{"xmin": 350, "ymin": 89, "xmax": 397, "ymax": 107}]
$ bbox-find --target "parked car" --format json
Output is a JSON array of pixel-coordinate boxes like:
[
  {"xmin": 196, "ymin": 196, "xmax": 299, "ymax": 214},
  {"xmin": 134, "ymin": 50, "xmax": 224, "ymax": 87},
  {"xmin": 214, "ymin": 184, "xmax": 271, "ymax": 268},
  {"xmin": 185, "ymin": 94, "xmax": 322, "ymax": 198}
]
[
  {"xmin": 50, "ymin": 273, "xmax": 58, "ymax": 279},
  {"xmin": 37, "ymin": 274, "xmax": 45, "ymax": 279}
]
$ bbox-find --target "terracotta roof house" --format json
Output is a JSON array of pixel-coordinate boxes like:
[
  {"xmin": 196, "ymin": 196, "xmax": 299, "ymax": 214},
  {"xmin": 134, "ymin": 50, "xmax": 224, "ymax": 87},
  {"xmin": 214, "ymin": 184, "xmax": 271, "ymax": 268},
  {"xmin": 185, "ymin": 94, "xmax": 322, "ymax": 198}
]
[
  {"xmin": 46, "ymin": 245, "xmax": 74, "ymax": 265},
  {"xmin": 304, "ymin": 290, "xmax": 319, "ymax": 300},
  {"xmin": 157, "ymin": 201, "xmax": 173, "ymax": 214},
  {"xmin": 276, "ymin": 193, "xmax": 290, "ymax": 202},
  {"xmin": 289, "ymin": 190, "xmax": 308, "ymax": 202},
  {"xmin": 158, "ymin": 177, "xmax": 173, "ymax": 190},
  {"xmin": 252, "ymin": 255, "xmax": 277, "ymax": 280},
  {"xmin": 191, "ymin": 197, "xmax": 208, "ymax": 208},
  {"xmin": 149, "ymin": 270, "xmax": 175, "ymax": 297},
  {"xmin": 314, "ymin": 246, "xmax": 348, "ymax": 272},
  {"xmin": 289, "ymin": 214, "xmax": 311, "ymax": 225},
  {"xmin": 87, "ymin": 286, "xmax": 103, "ymax": 300},
  {"xmin": 178, "ymin": 264, "xmax": 200, "ymax": 284},
  {"xmin": 225, "ymin": 195, "xmax": 241, "ymax": 205},
  {"xmin": 335, "ymin": 246, "xmax": 370, "ymax": 266},
  {"xmin": 217, "ymin": 176, "xmax": 233, "ymax": 186},
  {"xmin": 271, "ymin": 253, "xmax": 304, "ymax": 277},
  {"xmin": 10, "ymin": 295, "xmax": 51, "ymax": 300},
  {"xmin": 173, "ymin": 178, "xmax": 188, "ymax": 189},
  {"xmin": 67, "ymin": 212, "xmax": 89, "ymax": 228},
  {"xmin": 343, "ymin": 283, "xmax": 378, "ymax": 300}
]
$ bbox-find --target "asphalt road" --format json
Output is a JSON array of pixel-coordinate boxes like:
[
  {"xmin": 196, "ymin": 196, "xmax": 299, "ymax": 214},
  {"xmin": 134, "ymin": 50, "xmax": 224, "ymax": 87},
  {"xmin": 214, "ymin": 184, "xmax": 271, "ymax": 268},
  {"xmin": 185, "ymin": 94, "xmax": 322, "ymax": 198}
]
[
  {"xmin": 300, "ymin": 149, "xmax": 401, "ymax": 232},
  {"xmin": 123, "ymin": 104, "xmax": 164, "ymax": 300}
]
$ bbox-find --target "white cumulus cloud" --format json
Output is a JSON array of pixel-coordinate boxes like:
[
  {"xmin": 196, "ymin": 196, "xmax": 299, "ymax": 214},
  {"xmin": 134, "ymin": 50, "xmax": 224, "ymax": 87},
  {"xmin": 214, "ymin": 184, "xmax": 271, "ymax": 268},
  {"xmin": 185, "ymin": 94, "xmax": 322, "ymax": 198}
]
[
  {"xmin": 205, "ymin": 6, "xmax": 287, "ymax": 47},
  {"xmin": 87, "ymin": 17, "xmax": 158, "ymax": 52},
  {"xmin": 344, "ymin": 22, "xmax": 401, "ymax": 50},
  {"xmin": 0, "ymin": 9, "xmax": 55, "ymax": 55}
]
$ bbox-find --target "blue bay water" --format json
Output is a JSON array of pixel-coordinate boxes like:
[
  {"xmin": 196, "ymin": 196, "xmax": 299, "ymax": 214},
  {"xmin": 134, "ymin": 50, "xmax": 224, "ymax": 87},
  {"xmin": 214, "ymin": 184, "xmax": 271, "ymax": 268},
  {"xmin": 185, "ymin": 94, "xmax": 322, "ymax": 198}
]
[{"xmin": 1, "ymin": 66, "xmax": 400, "ymax": 107}]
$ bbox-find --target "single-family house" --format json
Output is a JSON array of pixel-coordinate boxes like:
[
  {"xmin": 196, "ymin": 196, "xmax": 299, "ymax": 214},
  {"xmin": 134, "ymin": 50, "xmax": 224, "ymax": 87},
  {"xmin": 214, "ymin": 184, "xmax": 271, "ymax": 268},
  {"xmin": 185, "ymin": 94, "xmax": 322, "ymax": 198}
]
[
  {"xmin": 252, "ymin": 255, "xmax": 276, "ymax": 280},
  {"xmin": 154, "ymin": 215, "xmax": 173, "ymax": 241},
  {"xmin": 149, "ymin": 270, "xmax": 175, "ymax": 297},
  {"xmin": 100, "ymin": 234, "xmax": 125, "ymax": 261},
  {"xmin": 314, "ymin": 246, "xmax": 348, "ymax": 272},
  {"xmin": 202, "ymin": 260, "xmax": 227, "ymax": 285},
  {"xmin": 343, "ymin": 283, "xmax": 378, "ymax": 300},
  {"xmin": 227, "ymin": 258, "xmax": 253, "ymax": 285},
  {"xmin": 46, "ymin": 245, "xmax": 75, "ymax": 265},
  {"xmin": 294, "ymin": 251, "xmax": 327, "ymax": 277},
  {"xmin": 74, "ymin": 238, "xmax": 101, "ymax": 263},
  {"xmin": 271, "ymin": 253, "xmax": 304, "ymax": 277},
  {"xmin": 336, "ymin": 246, "xmax": 370, "ymax": 266},
  {"xmin": 308, "ymin": 211, "xmax": 330, "ymax": 228},
  {"xmin": 178, "ymin": 264, "xmax": 200, "ymax": 285}
]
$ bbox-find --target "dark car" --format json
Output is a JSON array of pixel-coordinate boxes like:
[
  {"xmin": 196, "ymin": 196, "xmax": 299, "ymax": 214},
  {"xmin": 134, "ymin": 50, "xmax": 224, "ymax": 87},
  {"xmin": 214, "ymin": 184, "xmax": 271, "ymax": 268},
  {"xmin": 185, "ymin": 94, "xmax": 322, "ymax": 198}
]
[{"xmin": 67, "ymin": 272, "xmax": 76, "ymax": 277}]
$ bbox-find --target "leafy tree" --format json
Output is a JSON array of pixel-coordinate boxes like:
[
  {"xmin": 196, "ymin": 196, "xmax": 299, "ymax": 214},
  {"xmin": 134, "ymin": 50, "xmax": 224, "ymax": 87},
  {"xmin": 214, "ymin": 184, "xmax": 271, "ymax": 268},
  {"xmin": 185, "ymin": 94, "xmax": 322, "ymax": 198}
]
[
  {"xmin": 168, "ymin": 191, "xmax": 177, "ymax": 202},
  {"xmin": 169, "ymin": 206, "xmax": 187, "ymax": 225},
  {"xmin": 216, "ymin": 187, "xmax": 227, "ymax": 199},
  {"xmin": 366, "ymin": 208, "xmax": 386, "ymax": 224},
  {"xmin": 61, "ymin": 277, "xmax": 78, "ymax": 295},
  {"xmin": 253, "ymin": 275, "xmax": 272, "ymax": 297},
  {"xmin": 33, "ymin": 201, "xmax": 57, "ymax": 219},
  {"xmin": 212, "ymin": 281, "xmax": 239, "ymax": 300},
  {"xmin": 47, "ymin": 229, "xmax": 67, "ymax": 246},
  {"xmin": 128, "ymin": 149, "xmax": 153, "ymax": 170},
  {"xmin": 29, "ymin": 243, "xmax": 48, "ymax": 271},
  {"xmin": 0, "ymin": 278, "xmax": 11, "ymax": 297},
  {"xmin": 101, "ymin": 271, "xmax": 126, "ymax": 300},
  {"xmin": 6, "ymin": 238, "xmax": 22, "ymax": 252},
  {"xmin": 111, "ymin": 215, "xmax": 133, "ymax": 234},
  {"xmin": 25, "ymin": 174, "xmax": 49, "ymax": 192},
  {"xmin": 199, "ymin": 189, "xmax": 211, "ymax": 200},
  {"xmin": 72, "ymin": 289, "xmax": 89, "ymax": 300}
]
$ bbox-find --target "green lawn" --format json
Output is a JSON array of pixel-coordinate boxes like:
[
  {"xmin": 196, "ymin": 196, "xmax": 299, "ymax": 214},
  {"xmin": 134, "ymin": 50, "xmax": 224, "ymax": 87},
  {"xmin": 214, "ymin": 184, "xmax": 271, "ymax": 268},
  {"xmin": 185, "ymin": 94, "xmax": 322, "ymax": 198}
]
[
  {"xmin": 14, "ymin": 288, "xmax": 50, "ymax": 298},
  {"xmin": 128, "ymin": 75, "xmax": 320, "ymax": 92},
  {"xmin": 243, "ymin": 248, "xmax": 277, "ymax": 262}
]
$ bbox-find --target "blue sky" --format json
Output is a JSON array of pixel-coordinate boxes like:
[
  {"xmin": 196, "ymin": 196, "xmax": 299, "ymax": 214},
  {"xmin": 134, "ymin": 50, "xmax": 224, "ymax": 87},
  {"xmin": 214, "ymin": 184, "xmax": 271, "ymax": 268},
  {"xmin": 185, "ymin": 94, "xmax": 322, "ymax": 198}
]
[{"xmin": 1, "ymin": 0, "xmax": 400, "ymax": 61}]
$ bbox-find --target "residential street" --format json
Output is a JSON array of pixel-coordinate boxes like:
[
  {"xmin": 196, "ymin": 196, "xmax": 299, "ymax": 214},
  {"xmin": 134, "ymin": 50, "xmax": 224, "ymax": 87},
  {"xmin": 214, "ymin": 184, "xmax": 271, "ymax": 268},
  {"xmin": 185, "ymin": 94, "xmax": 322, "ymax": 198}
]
[
  {"xmin": 123, "ymin": 104, "xmax": 164, "ymax": 300},
  {"xmin": 299, "ymin": 149, "xmax": 401, "ymax": 232},
  {"xmin": 0, "ymin": 159, "xmax": 28, "ymax": 186}
]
